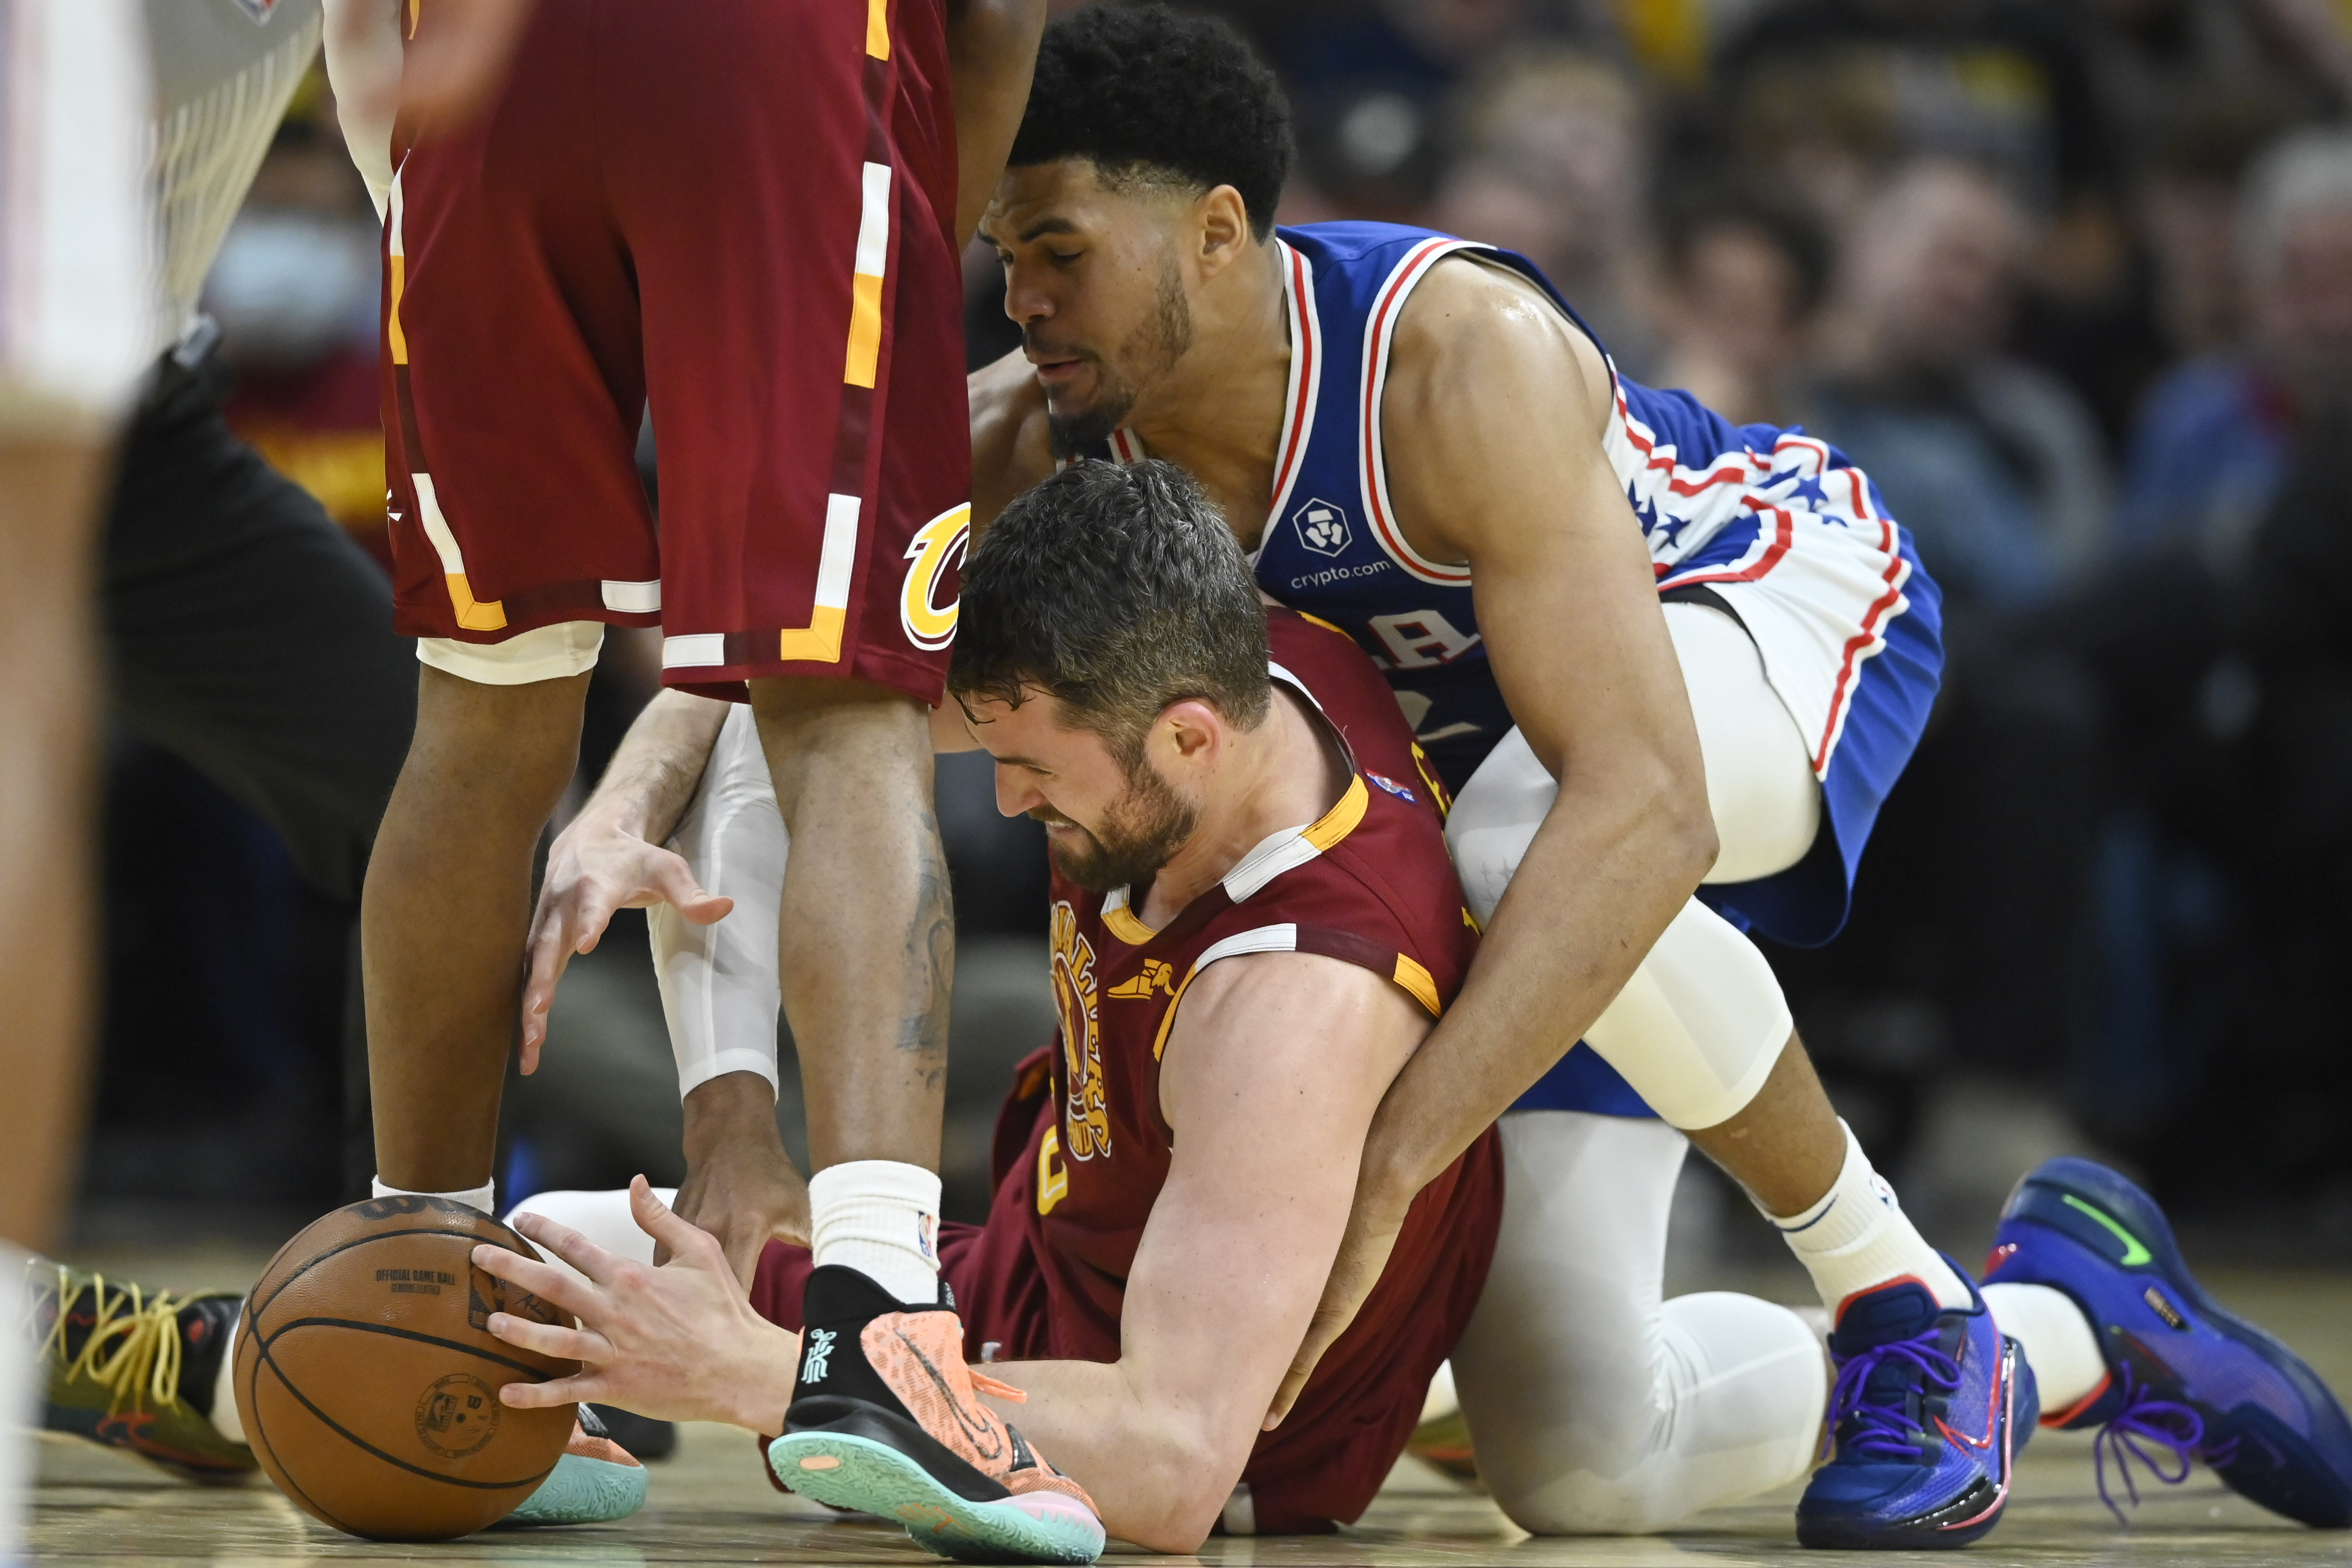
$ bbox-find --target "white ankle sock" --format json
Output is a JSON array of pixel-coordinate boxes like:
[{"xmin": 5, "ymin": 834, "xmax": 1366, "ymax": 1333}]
[
  {"xmin": 808, "ymin": 1160, "xmax": 942, "ymax": 1307},
  {"xmin": 209, "ymin": 1313, "xmax": 245, "ymax": 1445},
  {"xmin": 371, "ymin": 1176, "xmax": 496, "ymax": 1216},
  {"xmin": 1763, "ymin": 1122, "xmax": 1970, "ymax": 1314},
  {"xmin": 1983, "ymin": 1281, "xmax": 2103, "ymax": 1413}
]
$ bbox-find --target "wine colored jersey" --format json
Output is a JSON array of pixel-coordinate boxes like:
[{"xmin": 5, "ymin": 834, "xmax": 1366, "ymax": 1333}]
[{"xmin": 754, "ymin": 609, "xmax": 1501, "ymax": 1532}]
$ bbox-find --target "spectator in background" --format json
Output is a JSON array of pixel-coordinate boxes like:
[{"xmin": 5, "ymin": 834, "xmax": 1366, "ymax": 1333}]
[
  {"xmin": 1432, "ymin": 49, "xmax": 1663, "ymax": 373},
  {"xmin": 1652, "ymin": 189, "xmax": 1830, "ymax": 427},
  {"xmin": 1811, "ymin": 160, "xmax": 2110, "ymax": 615},
  {"xmin": 2120, "ymin": 130, "xmax": 2352, "ymax": 573},
  {"xmin": 208, "ymin": 84, "xmax": 389, "ymax": 566}
]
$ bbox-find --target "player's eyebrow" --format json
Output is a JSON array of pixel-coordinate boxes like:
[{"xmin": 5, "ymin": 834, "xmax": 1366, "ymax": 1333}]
[{"xmin": 1018, "ymin": 216, "xmax": 1079, "ymax": 243}]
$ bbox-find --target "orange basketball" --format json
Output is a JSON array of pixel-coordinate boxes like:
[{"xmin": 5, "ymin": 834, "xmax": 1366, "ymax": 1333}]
[{"xmin": 231, "ymin": 1195, "xmax": 578, "ymax": 1540}]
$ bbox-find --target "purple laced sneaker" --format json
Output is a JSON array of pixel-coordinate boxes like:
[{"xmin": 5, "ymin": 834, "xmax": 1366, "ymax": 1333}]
[
  {"xmin": 2092, "ymin": 1364, "xmax": 2284, "ymax": 1524},
  {"xmin": 1826, "ymin": 1327, "xmax": 1962, "ymax": 1462}
]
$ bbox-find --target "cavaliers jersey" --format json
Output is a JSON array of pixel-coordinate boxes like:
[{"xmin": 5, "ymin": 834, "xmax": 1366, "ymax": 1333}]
[
  {"xmin": 971, "ymin": 609, "xmax": 1502, "ymax": 1533},
  {"xmin": 1084, "ymin": 220, "xmax": 1945, "ymax": 951}
]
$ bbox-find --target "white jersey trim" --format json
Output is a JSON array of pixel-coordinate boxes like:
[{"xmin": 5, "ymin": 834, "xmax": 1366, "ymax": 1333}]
[{"xmin": 1359, "ymin": 236, "xmax": 1482, "ymax": 587}]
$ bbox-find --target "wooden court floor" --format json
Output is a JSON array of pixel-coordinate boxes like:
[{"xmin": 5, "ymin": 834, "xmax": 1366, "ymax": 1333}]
[{"xmin": 30, "ymin": 1252, "xmax": 2352, "ymax": 1568}]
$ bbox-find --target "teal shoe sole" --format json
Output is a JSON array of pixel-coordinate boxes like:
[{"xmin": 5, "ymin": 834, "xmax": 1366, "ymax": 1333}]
[
  {"xmin": 769, "ymin": 1431, "xmax": 1104, "ymax": 1564},
  {"xmin": 495, "ymin": 1451, "xmax": 648, "ymax": 1528}
]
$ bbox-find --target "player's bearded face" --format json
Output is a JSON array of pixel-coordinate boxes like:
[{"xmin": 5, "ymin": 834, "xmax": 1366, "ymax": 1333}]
[
  {"xmin": 1029, "ymin": 752, "xmax": 1200, "ymax": 892},
  {"xmin": 1036, "ymin": 246, "xmax": 1194, "ymax": 458}
]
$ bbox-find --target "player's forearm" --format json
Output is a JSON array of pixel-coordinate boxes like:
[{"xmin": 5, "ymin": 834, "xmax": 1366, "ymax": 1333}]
[
  {"xmin": 975, "ymin": 1359, "xmax": 1241, "ymax": 1552},
  {"xmin": 578, "ymin": 689, "xmax": 729, "ymax": 843},
  {"xmin": 1367, "ymin": 778, "xmax": 1712, "ymax": 1198},
  {"xmin": 946, "ymin": 0, "xmax": 1047, "ymax": 248}
]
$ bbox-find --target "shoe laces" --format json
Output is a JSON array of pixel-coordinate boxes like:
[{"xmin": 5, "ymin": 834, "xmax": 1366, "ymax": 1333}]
[
  {"xmin": 967, "ymin": 1368, "xmax": 1026, "ymax": 1404},
  {"xmin": 2089, "ymin": 1364, "xmax": 2280, "ymax": 1525},
  {"xmin": 30, "ymin": 1263, "xmax": 191, "ymax": 1415},
  {"xmin": 1825, "ymin": 1326, "xmax": 1961, "ymax": 1464}
]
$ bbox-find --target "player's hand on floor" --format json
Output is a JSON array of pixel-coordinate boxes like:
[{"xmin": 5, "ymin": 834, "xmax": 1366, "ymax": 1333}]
[
  {"xmin": 670, "ymin": 1072, "xmax": 812, "ymax": 1283},
  {"xmin": 520, "ymin": 816, "xmax": 733, "ymax": 1073},
  {"xmin": 1265, "ymin": 1174, "xmax": 1410, "ymax": 1429},
  {"xmin": 477, "ymin": 1176, "xmax": 801, "ymax": 1433}
]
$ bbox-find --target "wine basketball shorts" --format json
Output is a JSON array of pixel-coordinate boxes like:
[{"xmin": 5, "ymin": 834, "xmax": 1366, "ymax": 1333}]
[{"xmin": 382, "ymin": 0, "xmax": 970, "ymax": 701}]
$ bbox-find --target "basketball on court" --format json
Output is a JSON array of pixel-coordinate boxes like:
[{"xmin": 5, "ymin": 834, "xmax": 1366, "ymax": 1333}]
[{"xmin": 229, "ymin": 1196, "xmax": 578, "ymax": 1541}]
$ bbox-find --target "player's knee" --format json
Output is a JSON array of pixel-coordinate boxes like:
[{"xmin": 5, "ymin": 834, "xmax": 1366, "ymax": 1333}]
[{"xmin": 1582, "ymin": 899, "xmax": 1791, "ymax": 1130}]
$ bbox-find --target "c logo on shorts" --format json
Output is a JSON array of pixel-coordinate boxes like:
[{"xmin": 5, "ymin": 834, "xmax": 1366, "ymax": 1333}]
[{"xmin": 899, "ymin": 503, "xmax": 971, "ymax": 651}]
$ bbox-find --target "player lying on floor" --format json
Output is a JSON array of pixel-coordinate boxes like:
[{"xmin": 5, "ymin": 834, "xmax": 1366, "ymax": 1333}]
[{"xmin": 474, "ymin": 459, "xmax": 1505, "ymax": 1560}]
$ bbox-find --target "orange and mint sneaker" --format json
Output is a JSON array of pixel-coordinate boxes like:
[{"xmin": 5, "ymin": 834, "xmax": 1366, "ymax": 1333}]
[
  {"xmin": 26, "ymin": 1260, "xmax": 254, "ymax": 1482},
  {"xmin": 495, "ymin": 1406, "xmax": 649, "ymax": 1527},
  {"xmin": 766, "ymin": 1266, "xmax": 1105, "ymax": 1564}
]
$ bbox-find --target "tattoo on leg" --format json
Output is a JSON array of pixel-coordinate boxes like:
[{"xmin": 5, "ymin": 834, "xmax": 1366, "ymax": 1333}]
[{"xmin": 902, "ymin": 807, "xmax": 954, "ymax": 1085}]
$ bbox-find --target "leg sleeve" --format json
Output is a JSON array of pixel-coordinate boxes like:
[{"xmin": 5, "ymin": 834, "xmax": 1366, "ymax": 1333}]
[
  {"xmin": 1448, "ymin": 730, "xmax": 1795, "ymax": 1130},
  {"xmin": 1450, "ymin": 1111, "xmax": 1825, "ymax": 1534},
  {"xmin": 1664, "ymin": 600, "xmax": 1822, "ymax": 885},
  {"xmin": 503, "ymin": 1188, "xmax": 676, "ymax": 1295},
  {"xmin": 650, "ymin": 704, "xmax": 787, "ymax": 1099}
]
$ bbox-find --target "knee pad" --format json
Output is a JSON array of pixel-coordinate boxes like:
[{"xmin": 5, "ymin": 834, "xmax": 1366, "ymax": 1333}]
[
  {"xmin": 416, "ymin": 619, "xmax": 604, "ymax": 685},
  {"xmin": 1583, "ymin": 899, "xmax": 1791, "ymax": 1130}
]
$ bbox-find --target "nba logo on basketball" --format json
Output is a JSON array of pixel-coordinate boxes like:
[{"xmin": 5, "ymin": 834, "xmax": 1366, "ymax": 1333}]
[{"xmin": 1293, "ymin": 499, "xmax": 1350, "ymax": 556}]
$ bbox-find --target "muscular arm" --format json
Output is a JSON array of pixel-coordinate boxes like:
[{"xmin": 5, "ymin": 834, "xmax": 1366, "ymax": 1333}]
[
  {"xmin": 1370, "ymin": 258, "xmax": 1716, "ymax": 1188},
  {"xmin": 976, "ymin": 954, "xmax": 1428, "ymax": 1552},
  {"xmin": 946, "ymin": 0, "xmax": 1046, "ymax": 249},
  {"xmin": 1271, "ymin": 260, "xmax": 1715, "ymax": 1413}
]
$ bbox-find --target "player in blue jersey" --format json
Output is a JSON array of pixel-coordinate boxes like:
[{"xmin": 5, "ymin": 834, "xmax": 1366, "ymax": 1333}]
[
  {"xmin": 519, "ymin": 7, "xmax": 2352, "ymax": 1548},
  {"xmin": 944, "ymin": 7, "xmax": 2346, "ymax": 1547}
]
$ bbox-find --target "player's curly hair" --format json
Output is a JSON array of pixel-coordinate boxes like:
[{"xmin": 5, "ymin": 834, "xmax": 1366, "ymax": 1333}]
[
  {"xmin": 1008, "ymin": 5, "xmax": 1293, "ymax": 240},
  {"xmin": 950, "ymin": 460, "xmax": 1271, "ymax": 761}
]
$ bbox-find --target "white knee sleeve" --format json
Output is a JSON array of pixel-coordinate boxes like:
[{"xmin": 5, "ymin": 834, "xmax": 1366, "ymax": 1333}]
[
  {"xmin": 1663, "ymin": 601, "xmax": 1820, "ymax": 884},
  {"xmin": 1582, "ymin": 898, "xmax": 1792, "ymax": 1130},
  {"xmin": 504, "ymin": 1189, "xmax": 675, "ymax": 1294},
  {"xmin": 651, "ymin": 704, "xmax": 788, "ymax": 1100},
  {"xmin": 1452, "ymin": 1113, "xmax": 1825, "ymax": 1534},
  {"xmin": 416, "ymin": 620, "xmax": 605, "ymax": 685}
]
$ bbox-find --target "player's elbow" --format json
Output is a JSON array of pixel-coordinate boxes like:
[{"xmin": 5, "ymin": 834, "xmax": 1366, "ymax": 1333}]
[
  {"xmin": 1121, "ymin": 1472, "xmax": 1233, "ymax": 1554},
  {"xmin": 1660, "ymin": 775, "xmax": 1719, "ymax": 886}
]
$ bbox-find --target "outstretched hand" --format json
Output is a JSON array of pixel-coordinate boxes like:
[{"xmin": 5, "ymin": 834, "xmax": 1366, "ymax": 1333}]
[
  {"xmin": 1263, "ymin": 1175, "xmax": 1412, "ymax": 1430},
  {"xmin": 520, "ymin": 818, "xmax": 732, "ymax": 1073},
  {"xmin": 475, "ymin": 1177, "xmax": 801, "ymax": 1432}
]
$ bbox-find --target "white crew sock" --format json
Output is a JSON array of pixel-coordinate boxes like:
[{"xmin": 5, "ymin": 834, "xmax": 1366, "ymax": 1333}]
[
  {"xmin": 371, "ymin": 1176, "xmax": 496, "ymax": 1216},
  {"xmin": 1983, "ymin": 1281, "xmax": 2104, "ymax": 1414},
  {"xmin": 808, "ymin": 1161, "xmax": 942, "ymax": 1307},
  {"xmin": 208, "ymin": 1311, "xmax": 246, "ymax": 1446},
  {"xmin": 1763, "ymin": 1122, "xmax": 1970, "ymax": 1315}
]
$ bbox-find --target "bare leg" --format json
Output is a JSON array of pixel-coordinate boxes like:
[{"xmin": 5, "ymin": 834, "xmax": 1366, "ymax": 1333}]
[
  {"xmin": 0, "ymin": 443, "xmax": 110, "ymax": 1254},
  {"xmin": 749, "ymin": 677, "xmax": 950, "ymax": 1174},
  {"xmin": 362, "ymin": 665, "xmax": 590, "ymax": 1192},
  {"xmin": 1684, "ymin": 1031, "xmax": 1844, "ymax": 1217}
]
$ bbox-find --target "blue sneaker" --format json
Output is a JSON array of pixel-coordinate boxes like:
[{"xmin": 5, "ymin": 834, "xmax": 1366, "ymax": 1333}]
[
  {"xmin": 1986, "ymin": 1157, "xmax": 2352, "ymax": 1529},
  {"xmin": 1796, "ymin": 1261, "xmax": 2037, "ymax": 1550}
]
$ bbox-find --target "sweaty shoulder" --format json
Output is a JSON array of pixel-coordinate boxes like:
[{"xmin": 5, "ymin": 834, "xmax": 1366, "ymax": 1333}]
[
  {"xmin": 1376, "ymin": 253, "xmax": 1620, "ymax": 564},
  {"xmin": 969, "ymin": 349, "xmax": 1058, "ymax": 533},
  {"xmin": 1387, "ymin": 255, "xmax": 1614, "ymax": 440}
]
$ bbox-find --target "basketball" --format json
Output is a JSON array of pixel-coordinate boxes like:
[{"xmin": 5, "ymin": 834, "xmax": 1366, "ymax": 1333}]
[{"xmin": 230, "ymin": 1195, "xmax": 579, "ymax": 1541}]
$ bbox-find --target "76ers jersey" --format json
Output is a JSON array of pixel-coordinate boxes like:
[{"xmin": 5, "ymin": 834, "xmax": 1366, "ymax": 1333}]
[
  {"xmin": 1089, "ymin": 221, "xmax": 1944, "ymax": 949},
  {"xmin": 984, "ymin": 609, "xmax": 1501, "ymax": 1533}
]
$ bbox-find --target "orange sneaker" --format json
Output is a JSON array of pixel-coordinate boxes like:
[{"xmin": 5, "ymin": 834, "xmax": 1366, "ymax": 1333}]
[{"xmin": 767, "ymin": 1266, "xmax": 1103, "ymax": 1563}]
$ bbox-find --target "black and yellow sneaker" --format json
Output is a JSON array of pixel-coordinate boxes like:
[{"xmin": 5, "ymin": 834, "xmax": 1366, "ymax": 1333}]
[{"xmin": 27, "ymin": 1260, "xmax": 255, "ymax": 1482}]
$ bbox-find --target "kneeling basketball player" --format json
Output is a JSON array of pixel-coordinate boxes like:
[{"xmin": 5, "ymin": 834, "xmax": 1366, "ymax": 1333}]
[{"xmin": 467, "ymin": 459, "xmax": 1503, "ymax": 1562}]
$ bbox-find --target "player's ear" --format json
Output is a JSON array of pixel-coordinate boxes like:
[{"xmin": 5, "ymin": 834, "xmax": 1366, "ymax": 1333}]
[
  {"xmin": 1156, "ymin": 698, "xmax": 1223, "ymax": 768},
  {"xmin": 1194, "ymin": 184, "xmax": 1252, "ymax": 281}
]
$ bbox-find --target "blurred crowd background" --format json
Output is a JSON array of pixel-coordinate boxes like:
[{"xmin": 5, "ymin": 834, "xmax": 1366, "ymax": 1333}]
[{"xmin": 81, "ymin": 0, "xmax": 2352, "ymax": 1262}]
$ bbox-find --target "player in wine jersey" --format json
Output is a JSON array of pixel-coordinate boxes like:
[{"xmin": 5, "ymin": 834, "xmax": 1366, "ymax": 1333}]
[{"xmin": 474, "ymin": 460, "xmax": 1504, "ymax": 1560}]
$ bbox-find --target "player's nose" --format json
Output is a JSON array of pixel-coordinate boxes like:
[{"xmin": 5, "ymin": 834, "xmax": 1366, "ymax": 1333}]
[{"xmin": 993, "ymin": 762, "xmax": 1044, "ymax": 819}]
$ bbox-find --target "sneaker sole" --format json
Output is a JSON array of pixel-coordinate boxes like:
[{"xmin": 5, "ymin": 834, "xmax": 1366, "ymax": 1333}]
[
  {"xmin": 2009, "ymin": 1159, "xmax": 2352, "ymax": 1528},
  {"xmin": 492, "ymin": 1452, "xmax": 648, "ymax": 1528},
  {"xmin": 769, "ymin": 1432, "xmax": 1104, "ymax": 1565}
]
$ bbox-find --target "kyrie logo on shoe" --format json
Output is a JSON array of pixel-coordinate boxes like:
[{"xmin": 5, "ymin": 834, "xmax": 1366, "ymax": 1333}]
[{"xmin": 802, "ymin": 1328, "xmax": 837, "ymax": 1384}]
